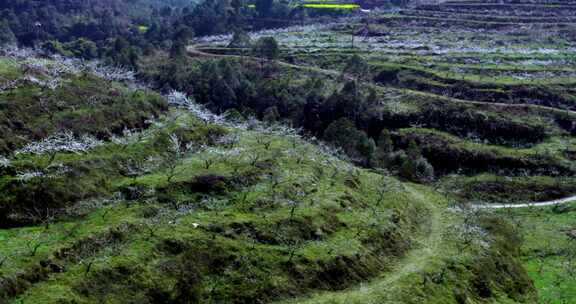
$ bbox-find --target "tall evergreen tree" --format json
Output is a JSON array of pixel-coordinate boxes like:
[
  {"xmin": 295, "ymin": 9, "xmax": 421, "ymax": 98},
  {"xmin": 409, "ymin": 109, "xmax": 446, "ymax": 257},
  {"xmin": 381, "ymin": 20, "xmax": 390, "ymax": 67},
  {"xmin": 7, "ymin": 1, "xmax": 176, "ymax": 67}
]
[
  {"xmin": 253, "ymin": 36, "xmax": 279, "ymax": 60},
  {"xmin": 374, "ymin": 129, "xmax": 394, "ymax": 168},
  {"xmin": 406, "ymin": 139, "xmax": 421, "ymax": 160},
  {"xmin": 378, "ymin": 130, "xmax": 394, "ymax": 154},
  {"xmin": 170, "ymin": 38, "xmax": 187, "ymax": 59}
]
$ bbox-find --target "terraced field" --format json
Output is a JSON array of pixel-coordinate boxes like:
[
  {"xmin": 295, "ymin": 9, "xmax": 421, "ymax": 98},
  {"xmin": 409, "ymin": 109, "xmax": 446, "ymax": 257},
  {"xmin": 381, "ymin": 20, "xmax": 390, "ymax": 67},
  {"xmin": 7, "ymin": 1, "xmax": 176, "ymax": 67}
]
[
  {"xmin": 199, "ymin": 2, "xmax": 576, "ymax": 107},
  {"xmin": 190, "ymin": 1, "xmax": 576, "ymax": 301},
  {"xmin": 194, "ymin": 0, "xmax": 576, "ymax": 179}
]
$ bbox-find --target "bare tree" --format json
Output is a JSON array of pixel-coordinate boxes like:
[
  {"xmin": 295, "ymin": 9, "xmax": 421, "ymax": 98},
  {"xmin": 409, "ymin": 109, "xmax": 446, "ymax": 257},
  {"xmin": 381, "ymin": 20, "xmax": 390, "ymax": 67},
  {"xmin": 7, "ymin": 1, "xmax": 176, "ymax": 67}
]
[
  {"xmin": 111, "ymin": 128, "xmax": 148, "ymax": 152},
  {"xmin": 25, "ymin": 235, "xmax": 48, "ymax": 257},
  {"xmin": 376, "ymin": 177, "xmax": 388, "ymax": 206},
  {"xmin": 256, "ymin": 134, "xmax": 273, "ymax": 150},
  {"xmin": 248, "ymin": 153, "xmax": 261, "ymax": 167},
  {"xmin": 0, "ymin": 254, "xmax": 8, "ymax": 269},
  {"xmin": 163, "ymin": 134, "xmax": 188, "ymax": 183},
  {"xmin": 0, "ymin": 156, "xmax": 11, "ymax": 169}
]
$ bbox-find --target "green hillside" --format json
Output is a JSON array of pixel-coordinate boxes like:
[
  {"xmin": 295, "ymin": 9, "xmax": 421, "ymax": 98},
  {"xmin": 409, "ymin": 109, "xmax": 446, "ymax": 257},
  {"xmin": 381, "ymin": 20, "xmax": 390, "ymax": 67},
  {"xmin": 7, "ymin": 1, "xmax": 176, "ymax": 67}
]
[
  {"xmin": 1, "ymin": 0, "xmax": 575, "ymax": 303},
  {"xmin": 0, "ymin": 51, "xmax": 535, "ymax": 303}
]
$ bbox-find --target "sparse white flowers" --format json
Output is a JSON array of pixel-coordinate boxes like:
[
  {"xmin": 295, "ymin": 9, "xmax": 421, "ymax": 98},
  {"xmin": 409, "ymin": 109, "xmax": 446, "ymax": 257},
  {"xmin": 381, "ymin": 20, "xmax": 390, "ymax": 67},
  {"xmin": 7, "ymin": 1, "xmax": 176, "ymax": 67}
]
[
  {"xmin": 0, "ymin": 47, "xmax": 136, "ymax": 90},
  {"xmin": 204, "ymin": 147, "xmax": 244, "ymax": 157},
  {"xmin": 166, "ymin": 90, "xmax": 191, "ymax": 107},
  {"xmin": 111, "ymin": 127, "xmax": 149, "ymax": 147},
  {"xmin": 166, "ymin": 90, "xmax": 354, "ymax": 172},
  {"xmin": 167, "ymin": 90, "xmax": 224, "ymax": 124},
  {"xmin": 169, "ymin": 133, "xmax": 183, "ymax": 155},
  {"xmin": 12, "ymin": 162, "xmax": 72, "ymax": 183},
  {"xmin": 111, "ymin": 129, "xmax": 136, "ymax": 146},
  {"xmin": 46, "ymin": 162, "xmax": 71, "ymax": 175},
  {"xmin": 16, "ymin": 170, "xmax": 45, "ymax": 182},
  {"xmin": 85, "ymin": 61, "xmax": 135, "ymax": 82},
  {"xmin": 450, "ymin": 223, "xmax": 491, "ymax": 249},
  {"xmin": 23, "ymin": 74, "xmax": 62, "ymax": 90},
  {"xmin": 0, "ymin": 156, "xmax": 10, "ymax": 168},
  {"xmin": 15, "ymin": 131, "xmax": 102, "ymax": 156},
  {"xmin": 217, "ymin": 134, "xmax": 240, "ymax": 149},
  {"xmin": 195, "ymin": 22, "xmax": 341, "ymax": 45},
  {"xmin": 176, "ymin": 204, "xmax": 195, "ymax": 215},
  {"xmin": 0, "ymin": 47, "xmax": 37, "ymax": 59}
]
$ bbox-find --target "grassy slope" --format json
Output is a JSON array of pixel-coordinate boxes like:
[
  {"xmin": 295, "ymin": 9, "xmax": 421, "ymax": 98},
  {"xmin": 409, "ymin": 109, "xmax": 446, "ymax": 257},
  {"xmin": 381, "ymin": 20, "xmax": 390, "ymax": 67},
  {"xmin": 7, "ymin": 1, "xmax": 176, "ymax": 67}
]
[
  {"xmin": 271, "ymin": 2, "xmax": 575, "ymax": 302},
  {"xmin": 501, "ymin": 203, "xmax": 576, "ymax": 303},
  {"xmin": 282, "ymin": 187, "xmax": 535, "ymax": 304},
  {"xmin": 0, "ymin": 53, "xmax": 537, "ymax": 303},
  {"xmin": 2, "ymin": 110, "xmax": 536, "ymax": 304},
  {"xmin": 0, "ymin": 58, "xmax": 166, "ymax": 154},
  {"xmin": 0, "ymin": 56, "xmax": 168, "ymax": 228},
  {"xmin": 277, "ymin": 185, "xmax": 448, "ymax": 304},
  {"xmin": 1, "ymin": 111, "xmax": 429, "ymax": 303},
  {"xmin": 6, "ymin": 1, "xmax": 574, "ymax": 299}
]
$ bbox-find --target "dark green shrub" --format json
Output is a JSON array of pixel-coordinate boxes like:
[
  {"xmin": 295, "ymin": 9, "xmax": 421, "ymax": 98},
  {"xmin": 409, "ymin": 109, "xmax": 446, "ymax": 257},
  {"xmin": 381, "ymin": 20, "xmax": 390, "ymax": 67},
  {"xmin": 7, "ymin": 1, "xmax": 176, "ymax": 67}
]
[{"xmin": 0, "ymin": 165, "xmax": 110, "ymax": 227}]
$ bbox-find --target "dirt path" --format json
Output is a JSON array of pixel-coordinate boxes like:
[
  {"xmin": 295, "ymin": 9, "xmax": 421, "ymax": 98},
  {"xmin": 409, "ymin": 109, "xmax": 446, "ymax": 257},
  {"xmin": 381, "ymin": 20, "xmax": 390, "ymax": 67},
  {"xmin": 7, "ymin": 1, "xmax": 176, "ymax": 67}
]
[
  {"xmin": 276, "ymin": 185, "xmax": 446, "ymax": 304},
  {"xmin": 474, "ymin": 195, "xmax": 576, "ymax": 209},
  {"xmin": 406, "ymin": 89, "xmax": 576, "ymax": 116}
]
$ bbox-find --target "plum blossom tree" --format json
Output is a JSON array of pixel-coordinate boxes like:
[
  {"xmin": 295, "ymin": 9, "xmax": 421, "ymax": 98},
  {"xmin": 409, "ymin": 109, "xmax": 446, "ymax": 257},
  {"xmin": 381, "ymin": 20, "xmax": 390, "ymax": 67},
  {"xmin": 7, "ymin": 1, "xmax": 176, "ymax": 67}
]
[
  {"xmin": 16, "ymin": 131, "xmax": 102, "ymax": 166},
  {"xmin": 163, "ymin": 133, "xmax": 195, "ymax": 183},
  {"xmin": 0, "ymin": 155, "xmax": 10, "ymax": 168}
]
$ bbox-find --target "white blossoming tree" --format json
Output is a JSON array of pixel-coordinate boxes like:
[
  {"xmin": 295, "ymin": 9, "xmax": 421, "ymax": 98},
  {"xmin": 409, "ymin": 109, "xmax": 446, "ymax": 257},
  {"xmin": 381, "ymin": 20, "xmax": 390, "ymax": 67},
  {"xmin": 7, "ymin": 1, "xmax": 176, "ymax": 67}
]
[
  {"xmin": 0, "ymin": 155, "xmax": 10, "ymax": 168},
  {"xmin": 15, "ymin": 131, "xmax": 103, "ymax": 167}
]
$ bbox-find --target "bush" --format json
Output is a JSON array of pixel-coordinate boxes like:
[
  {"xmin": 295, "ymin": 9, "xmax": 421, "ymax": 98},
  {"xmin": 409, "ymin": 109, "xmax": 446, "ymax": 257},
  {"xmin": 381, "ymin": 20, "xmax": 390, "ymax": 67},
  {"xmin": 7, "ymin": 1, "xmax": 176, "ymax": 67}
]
[
  {"xmin": 400, "ymin": 156, "xmax": 435, "ymax": 183},
  {"xmin": 414, "ymin": 156, "xmax": 435, "ymax": 182},
  {"xmin": 157, "ymin": 174, "xmax": 230, "ymax": 207},
  {"xmin": 188, "ymin": 174, "xmax": 229, "ymax": 193},
  {"xmin": 0, "ymin": 174, "xmax": 107, "ymax": 227},
  {"xmin": 118, "ymin": 183, "xmax": 150, "ymax": 201},
  {"xmin": 0, "ymin": 159, "xmax": 112, "ymax": 227},
  {"xmin": 324, "ymin": 118, "xmax": 375, "ymax": 163},
  {"xmin": 252, "ymin": 37, "xmax": 279, "ymax": 60},
  {"xmin": 552, "ymin": 204, "xmax": 575, "ymax": 214}
]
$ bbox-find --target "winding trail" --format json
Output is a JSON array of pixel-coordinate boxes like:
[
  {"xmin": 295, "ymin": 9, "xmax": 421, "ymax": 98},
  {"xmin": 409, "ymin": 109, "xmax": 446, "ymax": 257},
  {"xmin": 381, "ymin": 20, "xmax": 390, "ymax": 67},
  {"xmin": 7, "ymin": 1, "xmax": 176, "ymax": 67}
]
[
  {"xmin": 277, "ymin": 185, "xmax": 446, "ymax": 304},
  {"xmin": 406, "ymin": 89, "xmax": 576, "ymax": 116},
  {"xmin": 474, "ymin": 195, "xmax": 576, "ymax": 209}
]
